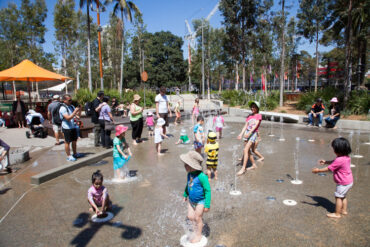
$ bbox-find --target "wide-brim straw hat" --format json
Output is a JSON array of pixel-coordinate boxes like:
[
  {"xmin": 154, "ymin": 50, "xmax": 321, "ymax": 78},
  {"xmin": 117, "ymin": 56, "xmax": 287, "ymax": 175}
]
[
  {"xmin": 330, "ymin": 97, "xmax": 338, "ymax": 103},
  {"xmin": 115, "ymin": 125, "xmax": 128, "ymax": 136},
  {"xmin": 180, "ymin": 151, "xmax": 203, "ymax": 171},
  {"xmin": 248, "ymin": 101, "xmax": 260, "ymax": 109},
  {"xmin": 157, "ymin": 118, "xmax": 166, "ymax": 126},
  {"xmin": 133, "ymin": 94, "xmax": 141, "ymax": 101}
]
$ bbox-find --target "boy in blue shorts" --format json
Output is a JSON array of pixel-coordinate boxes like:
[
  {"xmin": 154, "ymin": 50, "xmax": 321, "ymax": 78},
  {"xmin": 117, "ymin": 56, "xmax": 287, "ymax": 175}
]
[{"xmin": 193, "ymin": 116, "xmax": 205, "ymax": 154}]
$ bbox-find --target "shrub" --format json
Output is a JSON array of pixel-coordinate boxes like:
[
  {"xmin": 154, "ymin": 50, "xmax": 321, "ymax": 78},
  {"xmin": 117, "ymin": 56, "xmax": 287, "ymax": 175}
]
[
  {"xmin": 347, "ymin": 90, "xmax": 369, "ymax": 115},
  {"xmin": 74, "ymin": 88, "xmax": 94, "ymax": 106}
]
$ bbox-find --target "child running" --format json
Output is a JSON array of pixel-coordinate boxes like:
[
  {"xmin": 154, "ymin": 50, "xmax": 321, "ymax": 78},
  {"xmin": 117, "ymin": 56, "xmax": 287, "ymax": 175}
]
[
  {"xmin": 146, "ymin": 112, "xmax": 154, "ymax": 137},
  {"xmin": 312, "ymin": 137, "xmax": 353, "ymax": 218},
  {"xmin": 213, "ymin": 110, "xmax": 224, "ymax": 139},
  {"xmin": 181, "ymin": 151, "xmax": 211, "ymax": 244},
  {"xmin": 174, "ymin": 100, "xmax": 181, "ymax": 125},
  {"xmin": 176, "ymin": 128, "xmax": 190, "ymax": 144},
  {"xmin": 204, "ymin": 131, "xmax": 219, "ymax": 181},
  {"xmin": 237, "ymin": 101, "xmax": 262, "ymax": 175},
  {"xmin": 154, "ymin": 118, "xmax": 168, "ymax": 155},
  {"xmin": 113, "ymin": 125, "xmax": 132, "ymax": 179},
  {"xmin": 87, "ymin": 170, "xmax": 112, "ymax": 217},
  {"xmin": 193, "ymin": 116, "xmax": 205, "ymax": 154}
]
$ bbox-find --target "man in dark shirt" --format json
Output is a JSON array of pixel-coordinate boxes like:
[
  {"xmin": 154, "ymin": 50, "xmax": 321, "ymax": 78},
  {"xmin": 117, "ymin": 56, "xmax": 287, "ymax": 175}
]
[
  {"xmin": 91, "ymin": 91, "xmax": 104, "ymax": 146},
  {"xmin": 308, "ymin": 98, "xmax": 325, "ymax": 127},
  {"xmin": 0, "ymin": 138, "xmax": 11, "ymax": 173}
]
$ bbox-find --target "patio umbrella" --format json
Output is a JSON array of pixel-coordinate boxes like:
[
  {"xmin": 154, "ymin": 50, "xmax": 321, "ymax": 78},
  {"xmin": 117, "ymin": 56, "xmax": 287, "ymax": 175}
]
[{"xmin": 0, "ymin": 59, "xmax": 72, "ymax": 104}]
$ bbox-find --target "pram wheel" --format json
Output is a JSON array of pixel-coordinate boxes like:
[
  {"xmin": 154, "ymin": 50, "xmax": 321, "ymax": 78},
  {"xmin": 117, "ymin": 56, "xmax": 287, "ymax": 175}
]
[{"xmin": 26, "ymin": 131, "xmax": 31, "ymax": 139}]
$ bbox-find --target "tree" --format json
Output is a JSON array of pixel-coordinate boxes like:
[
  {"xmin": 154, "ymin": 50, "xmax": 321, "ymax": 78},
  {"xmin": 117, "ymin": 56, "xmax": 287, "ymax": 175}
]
[
  {"xmin": 54, "ymin": 0, "xmax": 77, "ymax": 87},
  {"xmin": 276, "ymin": 0, "xmax": 287, "ymax": 107},
  {"xmin": 107, "ymin": 0, "xmax": 140, "ymax": 95},
  {"xmin": 220, "ymin": 0, "xmax": 259, "ymax": 91},
  {"xmin": 297, "ymin": 0, "xmax": 328, "ymax": 92}
]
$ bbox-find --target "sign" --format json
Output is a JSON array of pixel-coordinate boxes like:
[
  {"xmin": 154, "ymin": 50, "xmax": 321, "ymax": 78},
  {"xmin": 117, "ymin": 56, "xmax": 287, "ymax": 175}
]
[{"xmin": 141, "ymin": 71, "xmax": 148, "ymax": 82}]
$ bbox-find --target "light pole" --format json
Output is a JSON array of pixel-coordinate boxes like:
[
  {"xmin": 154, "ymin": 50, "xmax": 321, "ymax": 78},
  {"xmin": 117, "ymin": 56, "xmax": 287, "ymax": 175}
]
[
  {"xmin": 91, "ymin": 1, "xmax": 105, "ymax": 90},
  {"xmin": 201, "ymin": 23, "xmax": 205, "ymax": 99}
]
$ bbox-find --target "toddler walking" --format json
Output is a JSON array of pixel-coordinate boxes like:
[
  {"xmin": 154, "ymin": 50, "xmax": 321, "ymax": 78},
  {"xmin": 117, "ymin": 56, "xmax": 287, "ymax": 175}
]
[
  {"xmin": 193, "ymin": 116, "xmax": 205, "ymax": 154},
  {"xmin": 213, "ymin": 111, "xmax": 224, "ymax": 139},
  {"xmin": 146, "ymin": 112, "xmax": 154, "ymax": 137},
  {"xmin": 87, "ymin": 170, "xmax": 112, "ymax": 217},
  {"xmin": 204, "ymin": 132, "xmax": 219, "ymax": 181},
  {"xmin": 154, "ymin": 118, "xmax": 168, "ymax": 155},
  {"xmin": 312, "ymin": 137, "xmax": 353, "ymax": 218},
  {"xmin": 181, "ymin": 151, "xmax": 211, "ymax": 244},
  {"xmin": 113, "ymin": 125, "xmax": 132, "ymax": 179}
]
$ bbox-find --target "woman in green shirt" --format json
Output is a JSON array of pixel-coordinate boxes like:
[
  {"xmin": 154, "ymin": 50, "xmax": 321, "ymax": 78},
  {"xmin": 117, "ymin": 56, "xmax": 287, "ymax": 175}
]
[{"xmin": 129, "ymin": 94, "xmax": 144, "ymax": 145}]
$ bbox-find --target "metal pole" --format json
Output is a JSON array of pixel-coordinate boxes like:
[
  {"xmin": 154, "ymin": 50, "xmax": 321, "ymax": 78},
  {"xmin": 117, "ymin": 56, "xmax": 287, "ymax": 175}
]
[
  {"xmin": 143, "ymin": 49, "xmax": 146, "ymax": 109},
  {"xmin": 201, "ymin": 23, "xmax": 205, "ymax": 99},
  {"xmin": 96, "ymin": 1, "xmax": 104, "ymax": 90}
]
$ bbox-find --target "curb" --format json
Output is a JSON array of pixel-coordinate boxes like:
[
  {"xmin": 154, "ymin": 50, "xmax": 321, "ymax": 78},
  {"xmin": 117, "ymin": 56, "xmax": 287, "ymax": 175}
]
[{"xmin": 30, "ymin": 149, "xmax": 112, "ymax": 185}]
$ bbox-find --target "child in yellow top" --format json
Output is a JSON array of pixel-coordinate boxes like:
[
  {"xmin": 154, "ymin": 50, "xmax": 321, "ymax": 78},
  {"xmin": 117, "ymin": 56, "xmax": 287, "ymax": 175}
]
[{"xmin": 204, "ymin": 131, "xmax": 219, "ymax": 181}]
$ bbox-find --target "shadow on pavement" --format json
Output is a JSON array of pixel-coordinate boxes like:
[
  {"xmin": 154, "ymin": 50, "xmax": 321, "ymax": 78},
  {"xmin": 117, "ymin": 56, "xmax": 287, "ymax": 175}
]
[
  {"xmin": 302, "ymin": 195, "xmax": 335, "ymax": 213},
  {"xmin": 70, "ymin": 205, "xmax": 142, "ymax": 247},
  {"xmin": 0, "ymin": 187, "xmax": 11, "ymax": 195}
]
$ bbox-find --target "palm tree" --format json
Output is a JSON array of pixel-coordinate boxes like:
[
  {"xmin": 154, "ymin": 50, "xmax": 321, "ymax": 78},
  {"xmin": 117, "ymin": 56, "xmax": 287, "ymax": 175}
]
[
  {"xmin": 79, "ymin": 0, "xmax": 96, "ymax": 92},
  {"xmin": 106, "ymin": 0, "xmax": 140, "ymax": 95}
]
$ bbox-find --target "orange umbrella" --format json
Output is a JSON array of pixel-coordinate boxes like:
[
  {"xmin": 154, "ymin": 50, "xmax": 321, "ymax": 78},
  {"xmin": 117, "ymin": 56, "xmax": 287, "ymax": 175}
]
[{"xmin": 0, "ymin": 59, "xmax": 72, "ymax": 103}]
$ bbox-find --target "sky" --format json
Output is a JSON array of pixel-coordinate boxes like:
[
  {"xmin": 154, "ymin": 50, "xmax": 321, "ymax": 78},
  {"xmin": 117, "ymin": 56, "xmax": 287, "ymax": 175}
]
[{"xmin": 1, "ymin": 0, "xmax": 333, "ymax": 66}]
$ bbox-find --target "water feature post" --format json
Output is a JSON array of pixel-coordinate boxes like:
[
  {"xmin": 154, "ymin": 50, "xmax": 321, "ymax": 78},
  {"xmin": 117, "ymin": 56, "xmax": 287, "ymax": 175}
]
[
  {"xmin": 352, "ymin": 130, "xmax": 363, "ymax": 158},
  {"xmin": 230, "ymin": 149, "xmax": 242, "ymax": 196},
  {"xmin": 278, "ymin": 115, "xmax": 285, "ymax": 141},
  {"xmin": 268, "ymin": 116, "xmax": 275, "ymax": 137},
  {"xmin": 291, "ymin": 137, "xmax": 303, "ymax": 184}
]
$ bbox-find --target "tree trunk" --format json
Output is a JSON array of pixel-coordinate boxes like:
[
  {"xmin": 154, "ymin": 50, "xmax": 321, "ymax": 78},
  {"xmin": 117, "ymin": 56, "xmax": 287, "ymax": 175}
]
[
  {"xmin": 87, "ymin": 3, "xmax": 92, "ymax": 92},
  {"xmin": 207, "ymin": 40, "xmax": 211, "ymax": 100},
  {"xmin": 343, "ymin": 0, "xmax": 353, "ymax": 107},
  {"xmin": 242, "ymin": 58, "xmax": 246, "ymax": 91},
  {"xmin": 235, "ymin": 63, "xmax": 239, "ymax": 90},
  {"xmin": 360, "ymin": 39, "xmax": 366, "ymax": 87},
  {"xmin": 314, "ymin": 22, "xmax": 319, "ymax": 92},
  {"xmin": 119, "ymin": 10, "xmax": 125, "ymax": 96},
  {"xmin": 279, "ymin": 0, "xmax": 285, "ymax": 107}
]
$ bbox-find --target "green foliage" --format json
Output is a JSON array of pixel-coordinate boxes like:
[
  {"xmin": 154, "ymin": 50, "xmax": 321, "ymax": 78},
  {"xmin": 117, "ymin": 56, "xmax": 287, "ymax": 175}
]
[
  {"xmin": 347, "ymin": 91, "xmax": 369, "ymax": 115},
  {"xmin": 74, "ymin": 88, "xmax": 94, "ymax": 106},
  {"xmin": 297, "ymin": 87, "xmax": 340, "ymax": 112},
  {"xmin": 221, "ymin": 90, "xmax": 279, "ymax": 110}
]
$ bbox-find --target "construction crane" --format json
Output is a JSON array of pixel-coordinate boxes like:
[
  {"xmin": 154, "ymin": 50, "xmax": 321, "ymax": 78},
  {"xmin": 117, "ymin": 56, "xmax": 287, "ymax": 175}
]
[{"xmin": 184, "ymin": 1, "xmax": 219, "ymax": 94}]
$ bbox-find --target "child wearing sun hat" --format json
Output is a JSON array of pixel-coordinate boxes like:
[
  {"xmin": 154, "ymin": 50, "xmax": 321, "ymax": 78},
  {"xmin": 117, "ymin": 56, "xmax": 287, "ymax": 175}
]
[
  {"xmin": 154, "ymin": 118, "xmax": 168, "ymax": 155},
  {"xmin": 113, "ymin": 125, "xmax": 132, "ymax": 179},
  {"xmin": 181, "ymin": 150, "xmax": 211, "ymax": 244}
]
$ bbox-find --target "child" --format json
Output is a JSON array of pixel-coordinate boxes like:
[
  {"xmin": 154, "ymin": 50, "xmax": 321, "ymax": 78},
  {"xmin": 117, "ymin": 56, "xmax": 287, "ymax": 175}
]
[
  {"xmin": 213, "ymin": 110, "xmax": 224, "ymax": 139},
  {"xmin": 204, "ymin": 131, "xmax": 219, "ymax": 181},
  {"xmin": 237, "ymin": 101, "xmax": 262, "ymax": 175},
  {"xmin": 193, "ymin": 116, "xmax": 205, "ymax": 154},
  {"xmin": 146, "ymin": 112, "xmax": 154, "ymax": 137},
  {"xmin": 192, "ymin": 98, "xmax": 200, "ymax": 125},
  {"xmin": 181, "ymin": 151, "xmax": 211, "ymax": 244},
  {"xmin": 154, "ymin": 118, "xmax": 168, "ymax": 155},
  {"xmin": 176, "ymin": 129, "xmax": 190, "ymax": 145},
  {"xmin": 113, "ymin": 125, "xmax": 132, "ymax": 179},
  {"xmin": 174, "ymin": 100, "xmax": 181, "ymax": 125},
  {"xmin": 87, "ymin": 170, "xmax": 112, "ymax": 217},
  {"xmin": 312, "ymin": 137, "xmax": 353, "ymax": 218}
]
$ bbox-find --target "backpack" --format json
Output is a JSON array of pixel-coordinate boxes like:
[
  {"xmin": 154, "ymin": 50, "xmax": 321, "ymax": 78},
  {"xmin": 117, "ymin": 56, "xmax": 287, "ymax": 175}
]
[
  {"xmin": 52, "ymin": 103, "xmax": 66, "ymax": 126},
  {"xmin": 85, "ymin": 101, "xmax": 94, "ymax": 117}
]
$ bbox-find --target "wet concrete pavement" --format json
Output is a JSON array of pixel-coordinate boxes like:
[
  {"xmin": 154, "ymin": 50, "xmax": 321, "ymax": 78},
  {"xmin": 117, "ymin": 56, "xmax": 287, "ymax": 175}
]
[{"xmin": 0, "ymin": 119, "xmax": 369, "ymax": 247}]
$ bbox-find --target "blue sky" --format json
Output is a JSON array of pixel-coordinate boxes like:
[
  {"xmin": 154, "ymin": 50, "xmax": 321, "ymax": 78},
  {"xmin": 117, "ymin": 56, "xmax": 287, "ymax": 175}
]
[{"xmin": 1, "ymin": 0, "xmax": 332, "ymax": 65}]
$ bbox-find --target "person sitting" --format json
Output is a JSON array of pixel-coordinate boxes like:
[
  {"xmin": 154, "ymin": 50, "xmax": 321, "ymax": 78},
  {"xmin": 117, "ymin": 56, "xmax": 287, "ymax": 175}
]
[
  {"xmin": 308, "ymin": 98, "xmax": 325, "ymax": 127},
  {"xmin": 325, "ymin": 97, "xmax": 340, "ymax": 129}
]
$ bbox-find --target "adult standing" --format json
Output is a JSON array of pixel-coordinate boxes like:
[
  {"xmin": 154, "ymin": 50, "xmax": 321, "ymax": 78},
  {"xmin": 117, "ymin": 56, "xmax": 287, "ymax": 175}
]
[
  {"xmin": 308, "ymin": 98, "xmax": 325, "ymax": 127},
  {"xmin": 59, "ymin": 94, "xmax": 82, "ymax": 162},
  {"xmin": 91, "ymin": 91, "xmax": 104, "ymax": 147},
  {"xmin": 325, "ymin": 97, "xmax": 341, "ymax": 129},
  {"xmin": 0, "ymin": 138, "xmax": 12, "ymax": 173},
  {"xmin": 98, "ymin": 96, "xmax": 115, "ymax": 148},
  {"xmin": 129, "ymin": 94, "xmax": 144, "ymax": 145},
  {"xmin": 155, "ymin": 86, "xmax": 172, "ymax": 135},
  {"xmin": 12, "ymin": 94, "xmax": 27, "ymax": 128},
  {"xmin": 47, "ymin": 95, "xmax": 62, "ymax": 145}
]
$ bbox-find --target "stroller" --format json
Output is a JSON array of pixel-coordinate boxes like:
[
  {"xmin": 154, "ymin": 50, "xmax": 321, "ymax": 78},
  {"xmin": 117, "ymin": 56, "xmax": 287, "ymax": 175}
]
[{"xmin": 26, "ymin": 115, "xmax": 47, "ymax": 139}]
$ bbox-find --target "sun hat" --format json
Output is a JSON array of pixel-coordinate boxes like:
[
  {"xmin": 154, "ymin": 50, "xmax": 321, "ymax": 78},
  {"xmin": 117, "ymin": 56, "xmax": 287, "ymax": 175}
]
[
  {"xmin": 180, "ymin": 151, "xmax": 203, "ymax": 171},
  {"xmin": 180, "ymin": 129, "xmax": 187, "ymax": 135},
  {"xmin": 157, "ymin": 118, "xmax": 166, "ymax": 126},
  {"xmin": 133, "ymin": 94, "xmax": 141, "ymax": 101},
  {"xmin": 330, "ymin": 97, "xmax": 338, "ymax": 103},
  {"xmin": 207, "ymin": 131, "xmax": 217, "ymax": 142},
  {"xmin": 248, "ymin": 101, "xmax": 260, "ymax": 109},
  {"xmin": 115, "ymin": 125, "xmax": 128, "ymax": 136},
  {"xmin": 53, "ymin": 95, "xmax": 60, "ymax": 99},
  {"xmin": 147, "ymin": 111, "xmax": 153, "ymax": 116}
]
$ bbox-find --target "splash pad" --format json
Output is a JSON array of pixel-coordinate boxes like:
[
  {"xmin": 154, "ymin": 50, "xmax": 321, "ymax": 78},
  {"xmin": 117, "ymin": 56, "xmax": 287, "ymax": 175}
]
[{"xmin": 180, "ymin": 235, "xmax": 207, "ymax": 247}]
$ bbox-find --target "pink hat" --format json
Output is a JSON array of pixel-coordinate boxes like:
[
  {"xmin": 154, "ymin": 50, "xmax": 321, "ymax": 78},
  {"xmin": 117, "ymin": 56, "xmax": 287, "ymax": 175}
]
[
  {"xmin": 115, "ymin": 125, "xmax": 128, "ymax": 136},
  {"xmin": 330, "ymin": 97, "xmax": 338, "ymax": 103}
]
